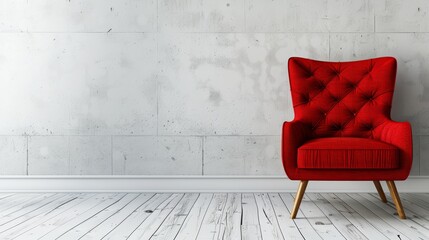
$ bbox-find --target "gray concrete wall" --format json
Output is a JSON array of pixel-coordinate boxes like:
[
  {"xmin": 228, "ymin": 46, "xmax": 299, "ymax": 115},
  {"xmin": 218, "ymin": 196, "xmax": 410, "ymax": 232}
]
[{"xmin": 0, "ymin": 0, "xmax": 427, "ymax": 175}]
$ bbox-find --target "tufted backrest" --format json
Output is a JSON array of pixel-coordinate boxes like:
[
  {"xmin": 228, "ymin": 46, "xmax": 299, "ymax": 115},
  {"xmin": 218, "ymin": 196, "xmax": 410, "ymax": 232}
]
[{"xmin": 288, "ymin": 57, "xmax": 397, "ymax": 139}]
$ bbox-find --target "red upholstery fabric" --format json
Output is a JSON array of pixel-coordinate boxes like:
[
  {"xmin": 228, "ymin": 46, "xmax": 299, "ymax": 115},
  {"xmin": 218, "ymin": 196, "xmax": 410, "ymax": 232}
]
[
  {"xmin": 297, "ymin": 137, "xmax": 399, "ymax": 169},
  {"xmin": 282, "ymin": 57, "xmax": 413, "ymax": 180}
]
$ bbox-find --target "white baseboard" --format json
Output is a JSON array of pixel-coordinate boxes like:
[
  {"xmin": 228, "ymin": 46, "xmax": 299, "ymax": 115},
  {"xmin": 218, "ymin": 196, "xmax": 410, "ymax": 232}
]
[{"xmin": 0, "ymin": 175, "xmax": 428, "ymax": 192}]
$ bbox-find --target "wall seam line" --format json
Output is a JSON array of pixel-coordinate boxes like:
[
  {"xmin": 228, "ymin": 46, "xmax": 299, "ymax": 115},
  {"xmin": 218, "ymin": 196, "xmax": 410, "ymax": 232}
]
[
  {"xmin": 111, "ymin": 136, "xmax": 113, "ymax": 175},
  {"xmin": 328, "ymin": 32, "xmax": 331, "ymax": 60},
  {"xmin": 156, "ymin": 34, "xmax": 159, "ymax": 136},
  {"xmin": 243, "ymin": 0, "xmax": 247, "ymax": 32},
  {"xmin": 26, "ymin": 135, "xmax": 29, "ymax": 175},
  {"xmin": 202, "ymin": 136, "xmax": 205, "ymax": 176}
]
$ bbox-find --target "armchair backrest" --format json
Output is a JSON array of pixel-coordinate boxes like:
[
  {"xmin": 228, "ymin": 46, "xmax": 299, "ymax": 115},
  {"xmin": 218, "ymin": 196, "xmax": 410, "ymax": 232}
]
[{"xmin": 288, "ymin": 57, "xmax": 397, "ymax": 138}]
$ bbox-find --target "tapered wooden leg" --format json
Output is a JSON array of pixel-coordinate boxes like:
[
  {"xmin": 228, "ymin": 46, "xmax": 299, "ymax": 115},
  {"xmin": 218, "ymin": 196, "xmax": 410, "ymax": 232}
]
[
  {"xmin": 386, "ymin": 181, "xmax": 406, "ymax": 219},
  {"xmin": 373, "ymin": 181, "xmax": 387, "ymax": 203},
  {"xmin": 291, "ymin": 180, "xmax": 308, "ymax": 219}
]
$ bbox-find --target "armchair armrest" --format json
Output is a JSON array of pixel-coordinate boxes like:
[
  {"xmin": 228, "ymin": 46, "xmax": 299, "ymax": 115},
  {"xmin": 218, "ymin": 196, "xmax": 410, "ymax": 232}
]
[
  {"xmin": 281, "ymin": 120, "xmax": 311, "ymax": 179},
  {"xmin": 374, "ymin": 120, "xmax": 413, "ymax": 179}
]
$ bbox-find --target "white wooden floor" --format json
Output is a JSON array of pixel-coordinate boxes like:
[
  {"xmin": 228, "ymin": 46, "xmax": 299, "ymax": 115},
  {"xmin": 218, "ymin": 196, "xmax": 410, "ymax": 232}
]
[{"xmin": 0, "ymin": 193, "xmax": 429, "ymax": 240}]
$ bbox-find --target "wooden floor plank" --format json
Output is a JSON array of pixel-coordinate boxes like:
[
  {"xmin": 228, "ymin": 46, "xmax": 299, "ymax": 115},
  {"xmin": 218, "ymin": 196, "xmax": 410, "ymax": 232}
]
[
  {"xmin": 402, "ymin": 193, "xmax": 429, "ymax": 212},
  {"xmin": 321, "ymin": 193, "xmax": 389, "ymax": 240},
  {"xmin": 268, "ymin": 193, "xmax": 303, "ymax": 240},
  {"xmin": 349, "ymin": 193, "xmax": 429, "ymax": 240},
  {"xmin": 0, "ymin": 194, "xmax": 79, "ymax": 239},
  {"xmin": 410, "ymin": 193, "xmax": 429, "ymax": 208},
  {"xmin": 0, "ymin": 194, "xmax": 31, "ymax": 207},
  {"xmin": 401, "ymin": 193, "xmax": 429, "ymax": 216},
  {"xmin": 384, "ymin": 193, "xmax": 429, "ymax": 229},
  {"xmin": 0, "ymin": 193, "xmax": 64, "ymax": 228},
  {"xmin": 0, "ymin": 192, "xmax": 428, "ymax": 240},
  {"xmin": 335, "ymin": 193, "xmax": 411, "ymax": 240},
  {"xmin": 150, "ymin": 193, "xmax": 199, "ymax": 240},
  {"xmin": 0, "ymin": 193, "xmax": 94, "ymax": 239},
  {"xmin": 0, "ymin": 193, "xmax": 16, "ymax": 201},
  {"xmin": 0, "ymin": 194, "xmax": 46, "ymax": 213},
  {"xmin": 241, "ymin": 193, "xmax": 263, "ymax": 240},
  {"xmin": 175, "ymin": 193, "xmax": 213, "ymax": 240},
  {"xmin": 215, "ymin": 193, "xmax": 242, "ymax": 240},
  {"xmin": 0, "ymin": 193, "xmax": 55, "ymax": 219},
  {"xmin": 22, "ymin": 193, "xmax": 124, "ymax": 240},
  {"xmin": 297, "ymin": 194, "xmax": 345, "ymax": 240},
  {"xmin": 306, "ymin": 193, "xmax": 368, "ymax": 240},
  {"xmin": 254, "ymin": 193, "xmax": 284, "ymax": 240},
  {"xmin": 126, "ymin": 193, "xmax": 184, "ymax": 240},
  {"xmin": 196, "ymin": 193, "xmax": 228, "ymax": 239},
  {"xmin": 13, "ymin": 193, "xmax": 115, "ymax": 240},
  {"xmin": 362, "ymin": 193, "xmax": 429, "ymax": 236},
  {"xmin": 280, "ymin": 193, "xmax": 322, "ymax": 240},
  {"xmin": 103, "ymin": 193, "xmax": 172, "ymax": 240},
  {"xmin": 80, "ymin": 193, "xmax": 154, "ymax": 239},
  {"xmin": 363, "ymin": 193, "xmax": 429, "ymax": 235},
  {"xmin": 57, "ymin": 193, "xmax": 140, "ymax": 239}
]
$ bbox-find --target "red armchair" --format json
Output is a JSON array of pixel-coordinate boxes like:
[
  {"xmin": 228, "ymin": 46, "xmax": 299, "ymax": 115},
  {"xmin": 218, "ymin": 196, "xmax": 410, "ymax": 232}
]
[{"xmin": 283, "ymin": 57, "xmax": 412, "ymax": 219}]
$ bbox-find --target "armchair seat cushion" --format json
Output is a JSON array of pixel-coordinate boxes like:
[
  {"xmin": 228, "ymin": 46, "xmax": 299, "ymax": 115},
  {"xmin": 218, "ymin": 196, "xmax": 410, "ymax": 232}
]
[{"xmin": 297, "ymin": 137, "xmax": 400, "ymax": 169}]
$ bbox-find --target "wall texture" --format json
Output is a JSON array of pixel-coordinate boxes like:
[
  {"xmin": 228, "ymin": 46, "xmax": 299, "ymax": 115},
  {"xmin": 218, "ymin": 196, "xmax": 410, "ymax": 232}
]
[{"xmin": 0, "ymin": 0, "xmax": 428, "ymax": 176}]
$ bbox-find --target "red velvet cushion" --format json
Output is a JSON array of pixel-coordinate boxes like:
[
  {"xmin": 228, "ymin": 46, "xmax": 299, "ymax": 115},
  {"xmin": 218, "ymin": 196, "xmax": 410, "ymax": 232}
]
[
  {"xmin": 288, "ymin": 57, "xmax": 397, "ymax": 139},
  {"xmin": 297, "ymin": 137, "xmax": 399, "ymax": 169}
]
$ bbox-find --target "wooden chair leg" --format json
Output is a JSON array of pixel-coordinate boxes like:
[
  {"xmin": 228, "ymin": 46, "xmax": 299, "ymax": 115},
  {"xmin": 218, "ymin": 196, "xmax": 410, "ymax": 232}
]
[
  {"xmin": 291, "ymin": 180, "xmax": 308, "ymax": 219},
  {"xmin": 373, "ymin": 181, "xmax": 387, "ymax": 203},
  {"xmin": 386, "ymin": 181, "xmax": 406, "ymax": 219}
]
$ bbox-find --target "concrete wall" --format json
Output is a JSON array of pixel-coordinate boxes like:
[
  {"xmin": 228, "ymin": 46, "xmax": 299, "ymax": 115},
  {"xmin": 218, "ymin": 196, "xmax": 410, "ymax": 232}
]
[{"xmin": 0, "ymin": 0, "xmax": 428, "ymax": 176}]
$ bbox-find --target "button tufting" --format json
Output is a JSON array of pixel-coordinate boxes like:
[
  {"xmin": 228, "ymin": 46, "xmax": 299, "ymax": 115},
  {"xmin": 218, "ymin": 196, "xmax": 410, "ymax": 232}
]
[
  {"xmin": 288, "ymin": 58, "xmax": 395, "ymax": 142},
  {"xmin": 363, "ymin": 124, "xmax": 373, "ymax": 130},
  {"xmin": 289, "ymin": 57, "xmax": 397, "ymax": 140},
  {"xmin": 330, "ymin": 124, "xmax": 343, "ymax": 131},
  {"xmin": 302, "ymin": 95, "xmax": 310, "ymax": 103},
  {"xmin": 364, "ymin": 94, "xmax": 374, "ymax": 101}
]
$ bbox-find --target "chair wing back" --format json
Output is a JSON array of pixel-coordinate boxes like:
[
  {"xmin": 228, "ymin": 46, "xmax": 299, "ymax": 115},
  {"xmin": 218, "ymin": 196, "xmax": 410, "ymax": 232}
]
[{"xmin": 288, "ymin": 57, "xmax": 397, "ymax": 139}]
